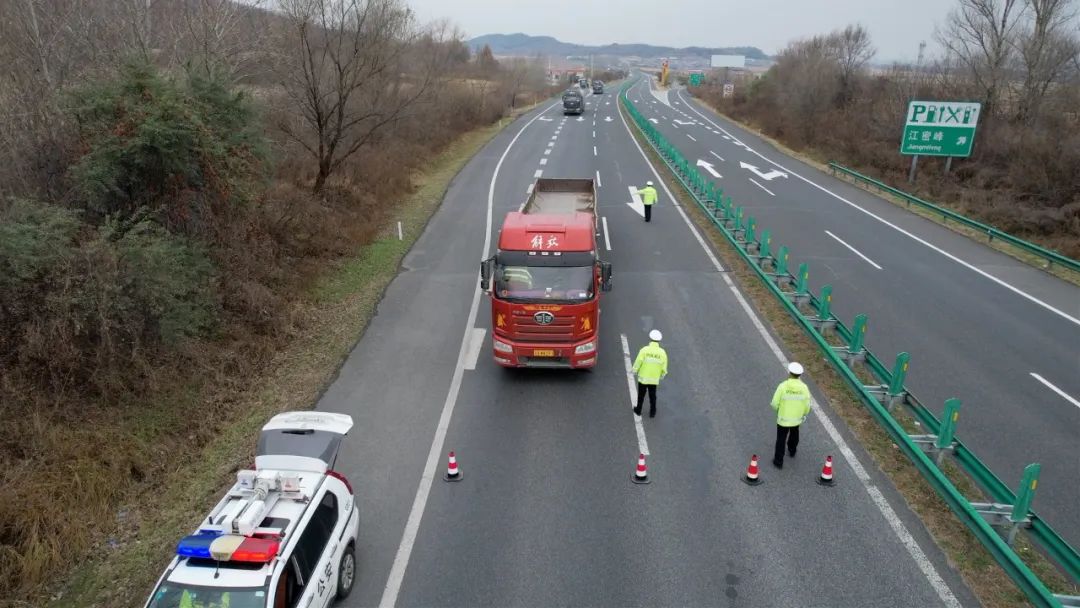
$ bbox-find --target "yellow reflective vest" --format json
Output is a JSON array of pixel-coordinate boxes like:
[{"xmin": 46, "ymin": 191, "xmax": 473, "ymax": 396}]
[
  {"xmin": 771, "ymin": 378, "xmax": 811, "ymax": 427},
  {"xmin": 632, "ymin": 341, "xmax": 668, "ymax": 385},
  {"xmin": 639, "ymin": 186, "xmax": 658, "ymax": 206}
]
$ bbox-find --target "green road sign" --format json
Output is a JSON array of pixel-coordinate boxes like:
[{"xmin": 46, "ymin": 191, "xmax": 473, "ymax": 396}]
[
  {"xmin": 900, "ymin": 100, "xmax": 981, "ymax": 157},
  {"xmin": 689, "ymin": 72, "xmax": 703, "ymax": 86}
]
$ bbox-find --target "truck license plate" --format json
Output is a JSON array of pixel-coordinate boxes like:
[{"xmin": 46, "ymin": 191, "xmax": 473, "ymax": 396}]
[{"xmin": 532, "ymin": 349, "xmax": 555, "ymax": 357}]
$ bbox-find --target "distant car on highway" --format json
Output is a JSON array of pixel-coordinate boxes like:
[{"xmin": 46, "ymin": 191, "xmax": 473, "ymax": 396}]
[
  {"xmin": 592, "ymin": 80, "xmax": 604, "ymax": 94},
  {"xmin": 579, "ymin": 78, "xmax": 589, "ymax": 90},
  {"xmin": 144, "ymin": 412, "xmax": 359, "ymax": 608}
]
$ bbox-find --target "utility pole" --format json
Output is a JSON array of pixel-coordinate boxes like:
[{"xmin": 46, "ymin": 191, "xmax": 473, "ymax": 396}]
[{"xmin": 589, "ymin": 54, "xmax": 593, "ymax": 81}]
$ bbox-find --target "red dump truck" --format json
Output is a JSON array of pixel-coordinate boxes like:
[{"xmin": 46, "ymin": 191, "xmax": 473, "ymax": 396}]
[{"xmin": 480, "ymin": 178, "xmax": 612, "ymax": 369}]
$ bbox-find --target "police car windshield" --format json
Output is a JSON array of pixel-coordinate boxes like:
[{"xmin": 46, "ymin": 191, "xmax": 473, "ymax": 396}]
[
  {"xmin": 495, "ymin": 264, "xmax": 593, "ymax": 303},
  {"xmin": 147, "ymin": 583, "xmax": 266, "ymax": 608}
]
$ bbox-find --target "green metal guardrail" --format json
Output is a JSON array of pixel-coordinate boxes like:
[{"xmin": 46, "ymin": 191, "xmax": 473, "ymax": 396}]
[
  {"xmin": 619, "ymin": 80, "xmax": 1079, "ymax": 607},
  {"xmin": 828, "ymin": 162, "xmax": 1080, "ymax": 275}
]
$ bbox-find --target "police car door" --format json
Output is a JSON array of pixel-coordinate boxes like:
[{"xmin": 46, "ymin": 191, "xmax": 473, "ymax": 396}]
[{"xmin": 291, "ymin": 489, "xmax": 340, "ymax": 608}]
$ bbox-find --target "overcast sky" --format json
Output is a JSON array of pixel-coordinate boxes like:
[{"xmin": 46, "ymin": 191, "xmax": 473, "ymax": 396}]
[{"xmin": 404, "ymin": 0, "xmax": 957, "ymax": 62}]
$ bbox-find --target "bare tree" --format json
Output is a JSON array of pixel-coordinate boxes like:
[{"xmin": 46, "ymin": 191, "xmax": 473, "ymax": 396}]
[
  {"xmin": 833, "ymin": 24, "xmax": 876, "ymax": 104},
  {"xmin": 1014, "ymin": 0, "xmax": 1079, "ymax": 122},
  {"xmin": 275, "ymin": 0, "xmax": 447, "ymax": 194},
  {"xmin": 936, "ymin": 0, "xmax": 1025, "ymax": 119}
]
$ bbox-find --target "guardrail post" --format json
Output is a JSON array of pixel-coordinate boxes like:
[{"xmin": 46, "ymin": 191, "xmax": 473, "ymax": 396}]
[
  {"xmin": 791, "ymin": 263, "xmax": 811, "ymax": 308},
  {"xmin": 1009, "ymin": 464, "xmax": 1041, "ymax": 545},
  {"xmin": 733, "ymin": 207, "xmax": 745, "ymax": 241},
  {"xmin": 809, "ymin": 284, "xmax": 837, "ymax": 335},
  {"xmin": 746, "ymin": 217, "xmax": 759, "ymax": 254},
  {"xmin": 910, "ymin": 398, "xmax": 960, "ymax": 465},
  {"xmin": 840, "ymin": 313, "xmax": 868, "ymax": 364},
  {"xmin": 886, "ymin": 352, "xmax": 910, "ymax": 409},
  {"xmin": 758, "ymin": 229, "xmax": 772, "ymax": 266},
  {"xmin": 774, "ymin": 246, "xmax": 790, "ymax": 284}
]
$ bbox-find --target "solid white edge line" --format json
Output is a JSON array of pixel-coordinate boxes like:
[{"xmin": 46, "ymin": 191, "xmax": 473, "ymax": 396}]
[
  {"xmin": 675, "ymin": 88, "xmax": 1080, "ymax": 328},
  {"xmin": 687, "ymin": 134, "xmax": 697, "ymax": 142},
  {"xmin": 748, "ymin": 177, "xmax": 775, "ymax": 197},
  {"xmin": 602, "ymin": 216, "xmax": 612, "ymax": 251},
  {"xmin": 825, "ymin": 230, "xmax": 883, "ymax": 270},
  {"xmin": 379, "ymin": 101, "xmax": 561, "ymax": 608},
  {"xmin": 620, "ymin": 87, "xmax": 961, "ymax": 608},
  {"xmin": 616, "ymin": 97, "xmax": 724, "ymax": 271},
  {"xmin": 596, "ymin": 170, "xmax": 602, "ymax": 188},
  {"xmin": 620, "ymin": 333, "xmax": 650, "ymax": 456},
  {"xmin": 463, "ymin": 328, "xmax": 487, "ymax": 371},
  {"xmin": 710, "ymin": 151, "xmax": 725, "ymax": 162},
  {"xmin": 1030, "ymin": 373, "xmax": 1080, "ymax": 409}
]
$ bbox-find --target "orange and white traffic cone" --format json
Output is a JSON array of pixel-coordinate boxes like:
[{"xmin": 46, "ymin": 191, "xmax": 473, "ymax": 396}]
[
  {"xmin": 743, "ymin": 454, "xmax": 763, "ymax": 486},
  {"xmin": 444, "ymin": 451, "xmax": 462, "ymax": 482},
  {"xmin": 817, "ymin": 455, "xmax": 835, "ymax": 486},
  {"xmin": 631, "ymin": 453, "xmax": 650, "ymax": 484}
]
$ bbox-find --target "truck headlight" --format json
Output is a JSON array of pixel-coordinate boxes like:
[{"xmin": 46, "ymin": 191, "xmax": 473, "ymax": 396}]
[
  {"xmin": 494, "ymin": 340, "xmax": 513, "ymax": 353},
  {"xmin": 574, "ymin": 341, "xmax": 596, "ymax": 355}
]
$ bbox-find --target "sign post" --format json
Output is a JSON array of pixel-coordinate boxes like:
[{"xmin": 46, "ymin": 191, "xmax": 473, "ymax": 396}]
[{"xmin": 900, "ymin": 100, "xmax": 981, "ymax": 182}]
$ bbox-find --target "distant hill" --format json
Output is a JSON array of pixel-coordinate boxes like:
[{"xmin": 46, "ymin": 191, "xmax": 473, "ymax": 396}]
[{"xmin": 468, "ymin": 33, "xmax": 768, "ymax": 61}]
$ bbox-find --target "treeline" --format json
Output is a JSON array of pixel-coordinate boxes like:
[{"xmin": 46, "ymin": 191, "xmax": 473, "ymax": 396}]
[
  {"xmin": 698, "ymin": 0, "xmax": 1080, "ymax": 256},
  {"xmin": 0, "ymin": 0, "xmax": 556, "ymax": 600}
]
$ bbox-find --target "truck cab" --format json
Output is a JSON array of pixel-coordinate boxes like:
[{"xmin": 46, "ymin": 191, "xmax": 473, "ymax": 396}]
[
  {"xmin": 481, "ymin": 179, "xmax": 611, "ymax": 369},
  {"xmin": 562, "ymin": 89, "xmax": 584, "ymax": 115}
]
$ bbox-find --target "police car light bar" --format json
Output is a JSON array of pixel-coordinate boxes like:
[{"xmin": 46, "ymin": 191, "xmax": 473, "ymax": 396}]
[{"xmin": 176, "ymin": 531, "xmax": 280, "ymax": 563}]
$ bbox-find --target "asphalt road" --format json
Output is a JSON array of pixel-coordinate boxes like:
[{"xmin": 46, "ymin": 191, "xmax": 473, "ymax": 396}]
[
  {"xmin": 315, "ymin": 88, "xmax": 979, "ymax": 606},
  {"xmin": 624, "ymin": 76, "xmax": 1080, "ymax": 547}
]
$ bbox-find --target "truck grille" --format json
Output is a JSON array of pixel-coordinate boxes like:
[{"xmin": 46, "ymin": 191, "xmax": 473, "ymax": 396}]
[{"xmin": 511, "ymin": 315, "xmax": 575, "ymax": 341}]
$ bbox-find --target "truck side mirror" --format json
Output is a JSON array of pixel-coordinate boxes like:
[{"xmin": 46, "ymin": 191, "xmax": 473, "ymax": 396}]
[
  {"xmin": 479, "ymin": 258, "xmax": 494, "ymax": 291},
  {"xmin": 600, "ymin": 261, "xmax": 613, "ymax": 292}
]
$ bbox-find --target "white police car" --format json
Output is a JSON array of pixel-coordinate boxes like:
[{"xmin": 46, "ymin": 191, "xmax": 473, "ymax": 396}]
[{"xmin": 145, "ymin": 411, "xmax": 360, "ymax": 608}]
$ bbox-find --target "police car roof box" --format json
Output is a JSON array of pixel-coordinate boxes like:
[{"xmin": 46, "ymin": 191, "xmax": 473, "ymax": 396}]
[{"xmin": 256, "ymin": 411, "xmax": 354, "ymax": 474}]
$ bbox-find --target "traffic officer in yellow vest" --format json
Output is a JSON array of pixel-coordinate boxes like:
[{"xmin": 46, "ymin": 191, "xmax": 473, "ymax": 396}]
[
  {"xmin": 632, "ymin": 329, "xmax": 668, "ymax": 418},
  {"xmin": 638, "ymin": 180, "xmax": 658, "ymax": 223},
  {"xmin": 770, "ymin": 362, "xmax": 812, "ymax": 468}
]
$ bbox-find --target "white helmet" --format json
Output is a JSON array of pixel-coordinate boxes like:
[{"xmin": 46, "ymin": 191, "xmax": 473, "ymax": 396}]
[
  {"xmin": 649, "ymin": 329, "xmax": 663, "ymax": 341},
  {"xmin": 787, "ymin": 362, "xmax": 804, "ymax": 376},
  {"xmin": 646, "ymin": 180, "xmax": 654, "ymax": 186}
]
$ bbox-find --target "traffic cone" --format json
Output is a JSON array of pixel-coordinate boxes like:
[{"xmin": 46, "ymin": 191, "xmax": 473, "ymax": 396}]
[
  {"xmin": 817, "ymin": 455, "xmax": 835, "ymax": 486},
  {"xmin": 443, "ymin": 451, "xmax": 462, "ymax": 482},
  {"xmin": 743, "ymin": 454, "xmax": 763, "ymax": 486},
  {"xmin": 631, "ymin": 453, "xmax": 650, "ymax": 484}
]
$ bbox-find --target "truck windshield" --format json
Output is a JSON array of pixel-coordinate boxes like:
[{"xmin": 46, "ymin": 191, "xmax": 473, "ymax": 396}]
[
  {"xmin": 147, "ymin": 583, "xmax": 266, "ymax": 608},
  {"xmin": 495, "ymin": 265, "xmax": 593, "ymax": 302}
]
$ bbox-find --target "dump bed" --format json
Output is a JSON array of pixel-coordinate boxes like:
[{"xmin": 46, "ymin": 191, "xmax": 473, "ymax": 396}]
[{"xmin": 523, "ymin": 178, "xmax": 596, "ymax": 216}]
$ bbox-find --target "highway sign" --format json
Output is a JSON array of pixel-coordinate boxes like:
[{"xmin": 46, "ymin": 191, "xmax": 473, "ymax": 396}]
[
  {"xmin": 689, "ymin": 72, "xmax": 703, "ymax": 86},
  {"xmin": 900, "ymin": 101, "xmax": 980, "ymax": 157},
  {"xmin": 722, "ymin": 83, "xmax": 734, "ymax": 98}
]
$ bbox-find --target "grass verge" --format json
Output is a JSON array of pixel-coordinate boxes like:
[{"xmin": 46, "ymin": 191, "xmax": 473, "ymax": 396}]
[
  {"xmin": 622, "ymin": 99, "xmax": 1078, "ymax": 608},
  {"xmin": 44, "ymin": 111, "xmax": 520, "ymax": 608},
  {"xmin": 690, "ymin": 97, "xmax": 1080, "ymax": 288}
]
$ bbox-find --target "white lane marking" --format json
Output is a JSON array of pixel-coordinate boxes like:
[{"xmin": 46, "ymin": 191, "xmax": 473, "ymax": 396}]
[
  {"xmin": 547, "ymin": 142, "xmax": 554, "ymax": 148},
  {"xmin": 1030, "ymin": 373, "xmax": 1080, "ymax": 409},
  {"xmin": 526, "ymin": 183, "xmax": 534, "ymax": 195},
  {"xmin": 619, "ymin": 93, "xmax": 960, "ymax": 608},
  {"xmin": 826, "ymin": 230, "xmax": 883, "ymax": 270},
  {"xmin": 675, "ymin": 88, "xmax": 1080, "ymax": 328},
  {"xmin": 748, "ymin": 178, "xmax": 775, "ymax": 196},
  {"xmin": 671, "ymin": 122, "xmax": 679, "ymax": 128},
  {"xmin": 687, "ymin": 134, "xmax": 697, "ymax": 142},
  {"xmin": 544, "ymin": 149, "xmax": 551, "ymax": 155},
  {"xmin": 627, "ymin": 186, "xmax": 646, "ymax": 218},
  {"xmin": 620, "ymin": 333, "xmax": 650, "ymax": 456},
  {"xmin": 710, "ymin": 151, "xmax": 725, "ymax": 162},
  {"xmin": 379, "ymin": 101, "xmax": 560, "ymax": 608},
  {"xmin": 593, "ymin": 145, "xmax": 598, "ymax": 156},
  {"xmin": 539, "ymin": 158, "xmax": 548, "ymax": 165},
  {"xmin": 602, "ymin": 216, "xmax": 612, "ymax": 251},
  {"xmin": 551, "ymin": 135, "xmax": 557, "ymax": 140},
  {"xmin": 722, "ymin": 135, "xmax": 731, "ymax": 140},
  {"xmin": 593, "ymin": 130, "xmax": 596, "ymax": 138},
  {"xmin": 534, "ymin": 169, "xmax": 543, "ymax": 178},
  {"xmin": 596, "ymin": 170, "xmax": 602, "ymax": 188},
  {"xmin": 463, "ymin": 328, "xmax": 487, "ymax": 371}
]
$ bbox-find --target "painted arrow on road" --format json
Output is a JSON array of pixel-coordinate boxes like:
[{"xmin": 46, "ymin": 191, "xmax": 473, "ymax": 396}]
[
  {"xmin": 696, "ymin": 159, "xmax": 722, "ymax": 178},
  {"xmin": 648, "ymin": 118, "xmax": 659, "ymax": 124},
  {"xmin": 576, "ymin": 116, "xmax": 585, "ymax": 122},
  {"xmin": 627, "ymin": 186, "xmax": 646, "ymax": 218},
  {"xmin": 538, "ymin": 117, "xmax": 553, "ymax": 122},
  {"xmin": 604, "ymin": 116, "xmax": 613, "ymax": 122},
  {"xmin": 738, "ymin": 161, "xmax": 788, "ymax": 181},
  {"xmin": 673, "ymin": 119, "xmax": 695, "ymax": 125}
]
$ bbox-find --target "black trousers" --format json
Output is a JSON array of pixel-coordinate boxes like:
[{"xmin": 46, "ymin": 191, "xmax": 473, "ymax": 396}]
[
  {"xmin": 635, "ymin": 382, "xmax": 657, "ymax": 415},
  {"xmin": 644, "ymin": 204, "xmax": 653, "ymax": 222},
  {"xmin": 774, "ymin": 424, "xmax": 800, "ymax": 464}
]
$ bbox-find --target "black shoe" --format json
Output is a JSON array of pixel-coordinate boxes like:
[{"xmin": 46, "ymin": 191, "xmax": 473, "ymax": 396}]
[
  {"xmin": 649, "ymin": 410, "xmax": 656, "ymax": 418},
  {"xmin": 788, "ymin": 449, "xmax": 796, "ymax": 458},
  {"xmin": 633, "ymin": 407, "xmax": 642, "ymax": 416},
  {"xmin": 772, "ymin": 459, "xmax": 783, "ymax": 469}
]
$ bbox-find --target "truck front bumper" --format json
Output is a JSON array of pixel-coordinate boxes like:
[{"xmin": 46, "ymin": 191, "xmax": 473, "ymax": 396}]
[{"xmin": 492, "ymin": 337, "xmax": 597, "ymax": 369}]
